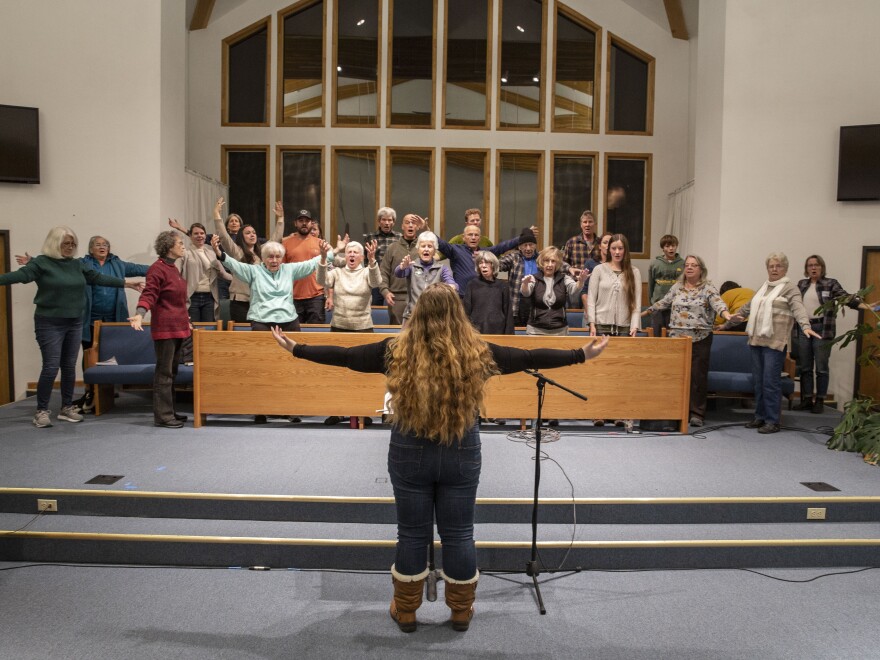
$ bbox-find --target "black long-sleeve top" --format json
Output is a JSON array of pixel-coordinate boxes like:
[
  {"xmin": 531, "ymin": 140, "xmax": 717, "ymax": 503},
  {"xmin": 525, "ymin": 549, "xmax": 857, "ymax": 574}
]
[{"xmin": 291, "ymin": 338, "xmax": 585, "ymax": 374}]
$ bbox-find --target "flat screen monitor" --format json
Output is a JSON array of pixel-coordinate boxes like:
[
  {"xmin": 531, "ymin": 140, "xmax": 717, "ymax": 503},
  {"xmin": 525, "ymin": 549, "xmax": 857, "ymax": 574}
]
[
  {"xmin": 837, "ymin": 124, "xmax": 880, "ymax": 201},
  {"xmin": 0, "ymin": 104, "xmax": 40, "ymax": 184}
]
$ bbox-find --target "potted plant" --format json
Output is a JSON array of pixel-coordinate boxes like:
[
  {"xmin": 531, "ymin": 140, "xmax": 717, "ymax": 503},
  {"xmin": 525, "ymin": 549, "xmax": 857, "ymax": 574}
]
[{"xmin": 820, "ymin": 287, "xmax": 880, "ymax": 465}]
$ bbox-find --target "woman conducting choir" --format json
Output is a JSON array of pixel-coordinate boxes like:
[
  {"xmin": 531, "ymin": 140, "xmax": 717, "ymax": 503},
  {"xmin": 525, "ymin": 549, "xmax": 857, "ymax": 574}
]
[{"xmin": 271, "ymin": 284, "xmax": 608, "ymax": 633}]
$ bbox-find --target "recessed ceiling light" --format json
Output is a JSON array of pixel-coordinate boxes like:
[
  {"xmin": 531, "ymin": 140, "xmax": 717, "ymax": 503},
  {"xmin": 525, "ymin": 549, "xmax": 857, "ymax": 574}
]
[
  {"xmin": 532, "ymin": 76, "xmax": 539, "ymax": 82},
  {"xmin": 356, "ymin": 19, "xmax": 365, "ymax": 26},
  {"xmin": 337, "ymin": 66, "xmax": 342, "ymax": 72},
  {"xmin": 516, "ymin": 25, "xmax": 525, "ymax": 32},
  {"xmin": 501, "ymin": 77, "xmax": 508, "ymax": 83}
]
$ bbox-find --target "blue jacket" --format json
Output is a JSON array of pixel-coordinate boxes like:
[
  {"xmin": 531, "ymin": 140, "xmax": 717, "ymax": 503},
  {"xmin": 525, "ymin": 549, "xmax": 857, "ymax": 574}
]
[
  {"xmin": 81, "ymin": 254, "xmax": 149, "ymax": 342},
  {"xmin": 437, "ymin": 235, "xmax": 521, "ymax": 295}
]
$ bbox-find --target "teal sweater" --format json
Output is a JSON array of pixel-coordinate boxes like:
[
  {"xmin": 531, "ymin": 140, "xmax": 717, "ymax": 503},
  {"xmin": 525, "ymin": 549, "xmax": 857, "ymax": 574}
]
[{"xmin": 0, "ymin": 255, "xmax": 125, "ymax": 318}]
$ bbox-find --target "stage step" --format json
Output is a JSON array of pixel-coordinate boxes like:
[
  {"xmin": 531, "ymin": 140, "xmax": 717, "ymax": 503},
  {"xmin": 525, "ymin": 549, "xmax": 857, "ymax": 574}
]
[
  {"xmin": 2, "ymin": 488, "xmax": 880, "ymax": 525},
  {"xmin": 2, "ymin": 513, "xmax": 878, "ymax": 570}
]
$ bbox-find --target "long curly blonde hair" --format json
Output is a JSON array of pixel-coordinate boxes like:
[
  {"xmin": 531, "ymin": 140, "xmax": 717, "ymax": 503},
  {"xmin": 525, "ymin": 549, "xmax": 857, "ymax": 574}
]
[{"xmin": 386, "ymin": 284, "xmax": 499, "ymax": 445}]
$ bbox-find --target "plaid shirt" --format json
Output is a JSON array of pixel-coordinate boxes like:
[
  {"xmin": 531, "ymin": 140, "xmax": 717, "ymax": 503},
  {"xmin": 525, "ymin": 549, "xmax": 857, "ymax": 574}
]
[
  {"xmin": 363, "ymin": 229, "xmax": 402, "ymax": 265},
  {"xmin": 797, "ymin": 277, "xmax": 861, "ymax": 340},
  {"xmin": 562, "ymin": 234, "xmax": 596, "ymax": 270}
]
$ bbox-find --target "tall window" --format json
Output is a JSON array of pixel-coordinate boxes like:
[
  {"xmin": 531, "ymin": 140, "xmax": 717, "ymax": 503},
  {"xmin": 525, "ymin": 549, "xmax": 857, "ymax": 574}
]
[
  {"xmin": 605, "ymin": 153, "xmax": 652, "ymax": 257},
  {"xmin": 332, "ymin": 148, "xmax": 379, "ymax": 241},
  {"xmin": 498, "ymin": 0, "xmax": 546, "ymax": 131},
  {"xmin": 497, "ymin": 152, "xmax": 543, "ymax": 242},
  {"xmin": 388, "ymin": 0, "xmax": 435, "ymax": 127},
  {"xmin": 222, "ymin": 146, "xmax": 269, "ymax": 235},
  {"xmin": 223, "ymin": 17, "xmax": 270, "ymax": 126},
  {"xmin": 551, "ymin": 152, "xmax": 596, "ymax": 248},
  {"xmin": 442, "ymin": 150, "xmax": 488, "ymax": 238},
  {"xmin": 387, "ymin": 149, "xmax": 434, "ymax": 218},
  {"xmin": 278, "ymin": 0, "xmax": 324, "ymax": 127},
  {"xmin": 334, "ymin": 0, "xmax": 380, "ymax": 126},
  {"xmin": 278, "ymin": 147, "xmax": 323, "ymax": 236},
  {"xmin": 444, "ymin": 0, "xmax": 491, "ymax": 128},
  {"xmin": 552, "ymin": 3, "xmax": 600, "ymax": 133},
  {"xmin": 606, "ymin": 34, "xmax": 655, "ymax": 135}
]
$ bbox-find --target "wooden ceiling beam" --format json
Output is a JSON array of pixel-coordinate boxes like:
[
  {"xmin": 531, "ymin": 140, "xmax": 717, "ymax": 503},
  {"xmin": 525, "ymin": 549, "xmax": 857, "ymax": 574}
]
[
  {"xmin": 189, "ymin": 0, "xmax": 216, "ymax": 31},
  {"xmin": 663, "ymin": 0, "xmax": 689, "ymax": 40}
]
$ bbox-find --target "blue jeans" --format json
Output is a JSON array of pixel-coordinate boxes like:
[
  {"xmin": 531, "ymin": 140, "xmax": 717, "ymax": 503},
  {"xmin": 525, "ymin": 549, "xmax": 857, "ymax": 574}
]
[
  {"xmin": 34, "ymin": 315, "xmax": 83, "ymax": 411},
  {"xmin": 750, "ymin": 345, "xmax": 786, "ymax": 424},
  {"xmin": 796, "ymin": 323, "xmax": 830, "ymax": 398},
  {"xmin": 188, "ymin": 292, "xmax": 215, "ymax": 322},
  {"xmin": 387, "ymin": 424, "xmax": 481, "ymax": 580}
]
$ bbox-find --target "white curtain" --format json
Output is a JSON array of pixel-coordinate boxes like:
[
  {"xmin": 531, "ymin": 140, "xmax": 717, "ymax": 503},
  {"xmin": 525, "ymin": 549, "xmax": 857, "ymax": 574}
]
[
  {"xmin": 185, "ymin": 169, "xmax": 228, "ymax": 229},
  {"xmin": 665, "ymin": 180, "xmax": 695, "ymax": 256}
]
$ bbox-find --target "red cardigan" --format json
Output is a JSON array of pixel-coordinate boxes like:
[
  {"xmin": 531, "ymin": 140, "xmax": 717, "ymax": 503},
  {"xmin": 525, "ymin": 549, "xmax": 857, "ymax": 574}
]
[{"xmin": 138, "ymin": 259, "xmax": 191, "ymax": 340}]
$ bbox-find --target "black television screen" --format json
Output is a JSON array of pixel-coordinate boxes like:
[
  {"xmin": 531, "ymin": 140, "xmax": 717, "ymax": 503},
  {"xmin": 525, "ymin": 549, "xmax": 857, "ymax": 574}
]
[
  {"xmin": 837, "ymin": 124, "xmax": 880, "ymax": 201},
  {"xmin": 0, "ymin": 104, "xmax": 40, "ymax": 184}
]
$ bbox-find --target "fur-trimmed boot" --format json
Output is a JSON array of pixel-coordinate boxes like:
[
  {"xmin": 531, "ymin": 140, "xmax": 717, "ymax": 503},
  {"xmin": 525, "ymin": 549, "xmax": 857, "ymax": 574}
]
[
  {"xmin": 442, "ymin": 570, "xmax": 479, "ymax": 631},
  {"xmin": 390, "ymin": 565, "xmax": 428, "ymax": 633}
]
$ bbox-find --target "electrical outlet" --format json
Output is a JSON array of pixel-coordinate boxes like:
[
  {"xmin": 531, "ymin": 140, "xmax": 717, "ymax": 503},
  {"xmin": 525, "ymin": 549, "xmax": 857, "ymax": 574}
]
[
  {"xmin": 806, "ymin": 507, "xmax": 826, "ymax": 520},
  {"xmin": 37, "ymin": 499, "xmax": 58, "ymax": 513}
]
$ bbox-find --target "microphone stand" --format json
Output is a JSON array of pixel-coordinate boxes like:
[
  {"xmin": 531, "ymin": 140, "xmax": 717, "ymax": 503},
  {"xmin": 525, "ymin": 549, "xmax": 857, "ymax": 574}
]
[{"xmin": 523, "ymin": 368, "xmax": 587, "ymax": 615}]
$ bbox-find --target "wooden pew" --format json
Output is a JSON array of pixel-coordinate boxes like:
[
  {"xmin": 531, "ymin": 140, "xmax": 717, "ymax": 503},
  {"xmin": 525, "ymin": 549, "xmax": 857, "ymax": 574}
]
[{"xmin": 194, "ymin": 332, "xmax": 692, "ymax": 432}]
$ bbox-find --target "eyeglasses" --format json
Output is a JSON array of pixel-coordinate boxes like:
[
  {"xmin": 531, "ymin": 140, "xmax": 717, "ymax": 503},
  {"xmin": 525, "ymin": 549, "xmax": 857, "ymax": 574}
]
[
  {"xmin": 61, "ymin": 241, "xmax": 78, "ymax": 248},
  {"xmin": 93, "ymin": 243, "xmax": 109, "ymax": 248}
]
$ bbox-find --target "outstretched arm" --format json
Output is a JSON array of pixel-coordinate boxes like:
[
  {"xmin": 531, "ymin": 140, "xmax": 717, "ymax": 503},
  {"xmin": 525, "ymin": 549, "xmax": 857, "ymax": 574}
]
[{"xmin": 272, "ymin": 328, "xmax": 389, "ymax": 373}]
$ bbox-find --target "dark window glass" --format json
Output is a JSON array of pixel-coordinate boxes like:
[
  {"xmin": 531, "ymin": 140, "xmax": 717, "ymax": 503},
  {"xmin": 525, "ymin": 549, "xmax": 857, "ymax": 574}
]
[
  {"xmin": 281, "ymin": 151, "xmax": 322, "ymax": 235},
  {"xmin": 609, "ymin": 43, "xmax": 649, "ymax": 133},
  {"xmin": 444, "ymin": 0, "xmax": 490, "ymax": 127},
  {"xmin": 282, "ymin": 1, "xmax": 324, "ymax": 125},
  {"xmin": 389, "ymin": 0, "xmax": 434, "ymax": 126},
  {"xmin": 335, "ymin": 0, "xmax": 379, "ymax": 125},
  {"xmin": 227, "ymin": 151, "xmax": 268, "ymax": 235},
  {"xmin": 552, "ymin": 155, "xmax": 594, "ymax": 248},
  {"xmin": 228, "ymin": 27, "xmax": 268, "ymax": 124},
  {"xmin": 499, "ymin": 0, "xmax": 544, "ymax": 129},
  {"xmin": 553, "ymin": 9, "xmax": 597, "ymax": 132}
]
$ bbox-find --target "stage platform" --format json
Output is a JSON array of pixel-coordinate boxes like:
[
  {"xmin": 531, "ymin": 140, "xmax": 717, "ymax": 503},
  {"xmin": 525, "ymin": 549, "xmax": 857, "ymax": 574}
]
[{"xmin": 1, "ymin": 391, "xmax": 879, "ymax": 571}]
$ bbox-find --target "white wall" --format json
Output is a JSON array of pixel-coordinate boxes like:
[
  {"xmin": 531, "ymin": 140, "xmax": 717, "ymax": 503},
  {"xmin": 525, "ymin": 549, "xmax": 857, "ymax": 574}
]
[
  {"xmin": 0, "ymin": 0, "xmax": 187, "ymax": 400},
  {"xmin": 697, "ymin": 0, "xmax": 880, "ymax": 404},
  {"xmin": 186, "ymin": 0, "xmax": 692, "ymax": 274}
]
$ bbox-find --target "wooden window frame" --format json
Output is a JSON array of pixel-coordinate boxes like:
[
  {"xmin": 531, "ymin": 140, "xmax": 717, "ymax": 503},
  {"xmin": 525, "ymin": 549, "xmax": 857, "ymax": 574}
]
[
  {"xmin": 332, "ymin": 0, "xmax": 382, "ymax": 128},
  {"xmin": 386, "ymin": 0, "xmax": 438, "ymax": 129},
  {"xmin": 496, "ymin": 0, "xmax": 548, "ymax": 133},
  {"xmin": 605, "ymin": 32, "xmax": 655, "ymax": 136},
  {"xmin": 385, "ymin": 147, "xmax": 436, "ymax": 217},
  {"xmin": 330, "ymin": 147, "xmax": 380, "ymax": 241},
  {"xmin": 222, "ymin": 16, "xmax": 271, "ymax": 127},
  {"xmin": 549, "ymin": 150, "xmax": 599, "ymax": 248},
  {"xmin": 440, "ymin": 148, "xmax": 490, "ymax": 239},
  {"xmin": 276, "ymin": 145, "xmax": 325, "ymax": 236},
  {"xmin": 603, "ymin": 152, "xmax": 653, "ymax": 259},
  {"xmin": 276, "ymin": 0, "xmax": 325, "ymax": 128},
  {"xmin": 221, "ymin": 145, "xmax": 271, "ymax": 236},
  {"xmin": 442, "ymin": 0, "xmax": 492, "ymax": 130},
  {"xmin": 551, "ymin": 2, "xmax": 602, "ymax": 134}
]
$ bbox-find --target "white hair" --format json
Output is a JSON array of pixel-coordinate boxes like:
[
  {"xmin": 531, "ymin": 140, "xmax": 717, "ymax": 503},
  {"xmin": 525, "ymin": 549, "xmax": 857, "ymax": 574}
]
[
  {"xmin": 377, "ymin": 207, "xmax": 397, "ymax": 222},
  {"xmin": 765, "ymin": 252, "xmax": 789, "ymax": 269},
  {"xmin": 417, "ymin": 231, "xmax": 438, "ymax": 249},
  {"xmin": 346, "ymin": 241, "xmax": 364, "ymax": 256},
  {"xmin": 260, "ymin": 241, "xmax": 285, "ymax": 260},
  {"xmin": 42, "ymin": 226, "xmax": 78, "ymax": 259}
]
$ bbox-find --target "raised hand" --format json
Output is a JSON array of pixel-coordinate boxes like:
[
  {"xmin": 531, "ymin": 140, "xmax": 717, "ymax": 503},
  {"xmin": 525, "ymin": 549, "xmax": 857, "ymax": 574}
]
[
  {"xmin": 576, "ymin": 267, "xmax": 590, "ymax": 284},
  {"xmin": 271, "ymin": 325, "xmax": 296, "ymax": 352},
  {"xmin": 210, "ymin": 234, "xmax": 223, "ymax": 257},
  {"xmin": 412, "ymin": 215, "xmax": 428, "ymax": 232},
  {"xmin": 399, "ymin": 254, "xmax": 413, "ymax": 270},
  {"xmin": 318, "ymin": 239, "xmax": 331, "ymax": 258},
  {"xmin": 273, "ymin": 201, "xmax": 284, "ymax": 218},
  {"xmin": 335, "ymin": 234, "xmax": 350, "ymax": 252},
  {"xmin": 365, "ymin": 240, "xmax": 378, "ymax": 264},
  {"xmin": 15, "ymin": 252, "xmax": 31, "ymax": 266},
  {"xmin": 168, "ymin": 217, "xmax": 186, "ymax": 233},
  {"xmin": 582, "ymin": 335, "xmax": 609, "ymax": 360},
  {"xmin": 213, "ymin": 197, "xmax": 226, "ymax": 219}
]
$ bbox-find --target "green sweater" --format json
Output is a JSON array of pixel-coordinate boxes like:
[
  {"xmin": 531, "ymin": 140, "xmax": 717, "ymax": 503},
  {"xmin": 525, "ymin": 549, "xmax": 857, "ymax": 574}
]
[{"xmin": 0, "ymin": 255, "xmax": 125, "ymax": 318}]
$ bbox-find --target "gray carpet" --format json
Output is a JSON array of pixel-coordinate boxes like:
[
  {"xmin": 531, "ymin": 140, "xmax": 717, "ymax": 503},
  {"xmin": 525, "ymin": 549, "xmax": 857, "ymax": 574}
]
[
  {"xmin": 1, "ymin": 392, "xmax": 876, "ymax": 500},
  {"xmin": 0, "ymin": 562, "xmax": 877, "ymax": 659}
]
